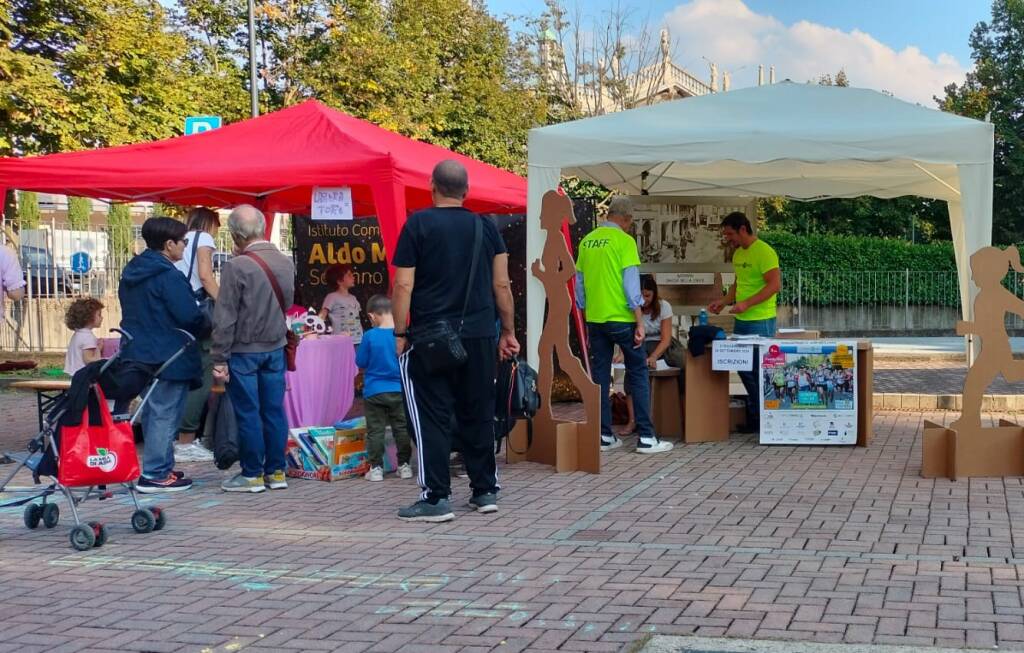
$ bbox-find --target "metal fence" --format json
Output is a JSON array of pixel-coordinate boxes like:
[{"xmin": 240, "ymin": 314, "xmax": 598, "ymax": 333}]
[
  {"xmin": 0, "ymin": 293, "xmax": 122, "ymax": 353},
  {"xmin": 5, "ymin": 268, "xmax": 1024, "ymax": 352},
  {"xmin": 777, "ymin": 269, "xmax": 1024, "ymax": 332}
]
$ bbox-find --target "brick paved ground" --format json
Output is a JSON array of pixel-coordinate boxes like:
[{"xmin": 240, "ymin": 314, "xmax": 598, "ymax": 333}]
[
  {"xmin": 3, "ymin": 388, "xmax": 1024, "ymax": 653},
  {"xmin": 0, "ymin": 358, "xmax": 1011, "ymax": 454}
]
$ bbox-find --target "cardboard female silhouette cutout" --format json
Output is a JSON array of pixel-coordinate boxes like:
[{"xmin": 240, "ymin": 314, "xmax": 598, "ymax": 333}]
[
  {"xmin": 951, "ymin": 246, "xmax": 1024, "ymax": 430},
  {"xmin": 524, "ymin": 190, "xmax": 600, "ymax": 473},
  {"xmin": 922, "ymin": 245, "xmax": 1024, "ymax": 479}
]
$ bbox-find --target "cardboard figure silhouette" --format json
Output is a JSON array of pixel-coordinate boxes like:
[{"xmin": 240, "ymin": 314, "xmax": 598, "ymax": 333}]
[
  {"xmin": 923, "ymin": 245, "xmax": 1024, "ymax": 479},
  {"xmin": 515, "ymin": 190, "xmax": 600, "ymax": 473},
  {"xmin": 951, "ymin": 246, "xmax": 1024, "ymax": 430}
]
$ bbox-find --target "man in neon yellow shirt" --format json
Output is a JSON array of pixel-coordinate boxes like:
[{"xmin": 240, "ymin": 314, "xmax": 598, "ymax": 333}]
[
  {"xmin": 576, "ymin": 197, "xmax": 672, "ymax": 454},
  {"xmin": 710, "ymin": 211, "xmax": 782, "ymax": 432}
]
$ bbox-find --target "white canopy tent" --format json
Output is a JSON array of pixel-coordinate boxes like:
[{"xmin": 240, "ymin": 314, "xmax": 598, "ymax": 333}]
[{"xmin": 526, "ymin": 82, "xmax": 994, "ymax": 365}]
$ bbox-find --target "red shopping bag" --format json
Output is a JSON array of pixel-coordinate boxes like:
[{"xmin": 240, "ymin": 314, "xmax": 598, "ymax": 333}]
[{"xmin": 58, "ymin": 387, "xmax": 140, "ymax": 486}]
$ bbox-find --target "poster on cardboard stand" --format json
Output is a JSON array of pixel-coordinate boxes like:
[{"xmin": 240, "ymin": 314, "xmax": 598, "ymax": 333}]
[{"xmin": 759, "ymin": 340, "xmax": 857, "ymax": 445}]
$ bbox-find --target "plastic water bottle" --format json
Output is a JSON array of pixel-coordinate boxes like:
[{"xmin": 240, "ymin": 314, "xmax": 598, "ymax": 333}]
[{"xmin": 699, "ymin": 309, "xmax": 708, "ymax": 326}]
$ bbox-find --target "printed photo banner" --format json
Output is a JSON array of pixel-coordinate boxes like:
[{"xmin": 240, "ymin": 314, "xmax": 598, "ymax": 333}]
[
  {"xmin": 758, "ymin": 340, "xmax": 858, "ymax": 445},
  {"xmin": 629, "ymin": 196, "xmax": 756, "ymax": 266}
]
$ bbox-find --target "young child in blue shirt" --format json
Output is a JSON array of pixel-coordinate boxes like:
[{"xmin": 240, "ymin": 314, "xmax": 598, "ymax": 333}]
[{"xmin": 355, "ymin": 294, "xmax": 413, "ymax": 482}]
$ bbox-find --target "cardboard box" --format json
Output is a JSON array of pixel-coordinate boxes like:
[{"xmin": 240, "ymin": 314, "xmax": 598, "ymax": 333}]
[
  {"xmin": 287, "ymin": 424, "xmax": 367, "ymax": 482},
  {"xmin": 286, "ymin": 417, "xmax": 399, "ymax": 482}
]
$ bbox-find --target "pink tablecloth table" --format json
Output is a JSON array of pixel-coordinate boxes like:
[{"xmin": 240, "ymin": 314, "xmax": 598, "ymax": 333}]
[{"xmin": 284, "ymin": 334, "xmax": 358, "ymax": 428}]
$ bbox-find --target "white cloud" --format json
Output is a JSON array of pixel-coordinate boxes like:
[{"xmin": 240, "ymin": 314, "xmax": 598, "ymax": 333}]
[{"xmin": 663, "ymin": 0, "xmax": 966, "ymax": 105}]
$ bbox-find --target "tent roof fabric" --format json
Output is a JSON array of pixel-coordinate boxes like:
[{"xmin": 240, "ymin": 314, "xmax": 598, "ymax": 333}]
[
  {"xmin": 0, "ymin": 100, "xmax": 526, "ymax": 216},
  {"xmin": 528, "ymin": 82, "xmax": 993, "ymax": 202},
  {"xmin": 524, "ymin": 82, "xmax": 995, "ymax": 368}
]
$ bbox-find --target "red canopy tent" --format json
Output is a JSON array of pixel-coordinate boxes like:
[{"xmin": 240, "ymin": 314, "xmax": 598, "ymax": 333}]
[{"xmin": 0, "ymin": 100, "xmax": 526, "ymax": 258}]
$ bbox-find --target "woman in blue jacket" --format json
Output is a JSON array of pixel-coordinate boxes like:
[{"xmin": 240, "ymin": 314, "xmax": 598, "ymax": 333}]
[{"xmin": 119, "ymin": 217, "xmax": 211, "ymax": 493}]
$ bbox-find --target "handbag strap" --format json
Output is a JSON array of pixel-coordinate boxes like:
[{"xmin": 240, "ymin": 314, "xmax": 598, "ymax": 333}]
[
  {"xmin": 458, "ymin": 218, "xmax": 483, "ymax": 334},
  {"xmin": 186, "ymin": 231, "xmax": 200, "ymax": 285},
  {"xmin": 243, "ymin": 251, "xmax": 287, "ymax": 315}
]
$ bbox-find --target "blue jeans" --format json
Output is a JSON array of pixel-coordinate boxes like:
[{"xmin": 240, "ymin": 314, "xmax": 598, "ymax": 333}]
[
  {"xmin": 227, "ymin": 349, "xmax": 288, "ymax": 478},
  {"xmin": 589, "ymin": 322, "xmax": 654, "ymax": 440},
  {"xmin": 141, "ymin": 379, "xmax": 190, "ymax": 480},
  {"xmin": 733, "ymin": 317, "xmax": 776, "ymax": 426}
]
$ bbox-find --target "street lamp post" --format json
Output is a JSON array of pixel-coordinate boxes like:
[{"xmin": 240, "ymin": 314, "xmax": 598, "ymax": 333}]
[{"xmin": 248, "ymin": 0, "xmax": 258, "ymax": 118}]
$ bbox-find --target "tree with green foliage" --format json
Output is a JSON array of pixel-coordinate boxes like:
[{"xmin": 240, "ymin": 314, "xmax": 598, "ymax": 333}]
[
  {"xmin": 107, "ymin": 202, "xmax": 133, "ymax": 260},
  {"xmin": 151, "ymin": 202, "xmax": 187, "ymax": 219},
  {"xmin": 937, "ymin": 0, "xmax": 1023, "ymax": 245},
  {"xmin": 3, "ymin": 0, "xmax": 247, "ymax": 156},
  {"xmin": 17, "ymin": 191, "xmax": 40, "ymax": 230},
  {"xmin": 759, "ymin": 195, "xmax": 950, "ymax": 243},
  {"xmin": 0, "ymin": 1, "xmax": 62, "ymax": 156},
  {"xmin": 760, "ymin": 69, "xmax": 950, "ymax": 241},
  {"xmin": 180, "ymin": 0, "xmax": 545, "ymax": 172},
  {"xmin": 67, "ymin": 197, "xmax": 92, "ymax": 230}
]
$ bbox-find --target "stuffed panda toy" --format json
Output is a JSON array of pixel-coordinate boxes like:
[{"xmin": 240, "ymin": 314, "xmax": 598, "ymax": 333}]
[{"xmin": 302, "ymin": 308, "xmax": 328, "ymax": 335}]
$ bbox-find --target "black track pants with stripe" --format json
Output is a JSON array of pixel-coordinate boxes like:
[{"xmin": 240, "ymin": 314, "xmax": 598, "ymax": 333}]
[{"xmin": 399, "ymin": 337, "xmax": 498, "ymax": 502}]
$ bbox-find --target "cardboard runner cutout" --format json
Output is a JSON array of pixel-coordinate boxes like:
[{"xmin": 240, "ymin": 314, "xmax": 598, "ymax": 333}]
[
  {"xmin": 923, "ymin": 246, "xmax": 1024, "ymax": 479},
  {"xmin": 510, "ymin": 191, "xmax": 600, "ymax": 473}
]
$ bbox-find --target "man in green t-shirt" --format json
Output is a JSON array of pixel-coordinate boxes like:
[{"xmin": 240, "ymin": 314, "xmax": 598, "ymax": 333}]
[
  {"xmin": 575, "ymin": 197, "xmax": 672, "ymax": 454},
  {"xmin": 709, "ymin": 211, "xmax": 782, "ymax": 432}
]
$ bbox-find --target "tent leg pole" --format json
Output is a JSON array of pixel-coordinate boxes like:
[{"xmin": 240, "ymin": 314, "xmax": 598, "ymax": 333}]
[{"xmin": 248, "ymin": 0, "xmax": 259, "ymax": 118}]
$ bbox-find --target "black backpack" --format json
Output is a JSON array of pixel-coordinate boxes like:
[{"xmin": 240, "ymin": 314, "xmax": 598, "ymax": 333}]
[{"xmin": 494, "ymin": 357, "xmax": 540, "ymax": 454}]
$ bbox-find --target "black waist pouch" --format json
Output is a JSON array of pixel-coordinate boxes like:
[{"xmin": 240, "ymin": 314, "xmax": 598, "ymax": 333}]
[{"xmin": 409, "ymin": 320, "xmax": 467, "ymax": 375}]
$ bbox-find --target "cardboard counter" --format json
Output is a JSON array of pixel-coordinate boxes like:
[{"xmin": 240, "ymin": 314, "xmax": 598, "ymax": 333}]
[{"xmin": 682, "ymin": 339, "xmax": 874, "ymax": 447}]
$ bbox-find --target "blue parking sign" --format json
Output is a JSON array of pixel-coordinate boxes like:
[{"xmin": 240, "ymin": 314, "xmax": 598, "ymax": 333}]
[
  {"xmin": 70, "ymin": 251, "xmax": 91, "ymax": 274},
  {"xmin": 184, "ymin": 116, "xmax": 222, "ymax": 136}
]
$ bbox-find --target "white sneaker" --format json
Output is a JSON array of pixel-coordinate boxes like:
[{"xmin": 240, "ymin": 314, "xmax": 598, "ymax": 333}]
[
  {"xmin": 636, "ymin": 439, "xmax": 673, "ymax": 454},
  {"xmin": 174, "ymin": 442, "xmax": 212, "ymax": 462},
  {"xmin": 188, "ymin": 441, "xmax": 215, "ymax": 461},
  {"xmin": 365, "ymin": 466, "xmax": 384, "ymax": 482},
  {"xmin": 600, "ymin": 437, "xmax": 623, "ymax": 452},
  {"xmin": 398, "ymin": 463, "xmax": 413, "ymax": 479}
]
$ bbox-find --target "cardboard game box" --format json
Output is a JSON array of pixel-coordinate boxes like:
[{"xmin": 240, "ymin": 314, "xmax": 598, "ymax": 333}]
[
  {"xmin": 286, "ymin": 422, "xmax": 369, "ymax": 481},
  {"xmin": 285, "ymin": 417, "xmax": 399, "ymax": 481}
]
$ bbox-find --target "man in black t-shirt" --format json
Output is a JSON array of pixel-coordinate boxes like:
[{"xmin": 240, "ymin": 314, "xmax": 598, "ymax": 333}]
[{"xmin": 391, "ymin": 160, "xmax": 519, "ymax": 522}]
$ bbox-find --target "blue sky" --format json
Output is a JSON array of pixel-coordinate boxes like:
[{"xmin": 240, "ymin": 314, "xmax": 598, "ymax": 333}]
[{"xmin": 486, "ymin": 0, "xmax": 992, "ymax": 103}]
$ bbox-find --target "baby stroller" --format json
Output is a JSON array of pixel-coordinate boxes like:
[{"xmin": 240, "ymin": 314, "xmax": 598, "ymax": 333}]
[{"xmin": 0, "ymin": 328, "xmax": 195, "ymax": 550}]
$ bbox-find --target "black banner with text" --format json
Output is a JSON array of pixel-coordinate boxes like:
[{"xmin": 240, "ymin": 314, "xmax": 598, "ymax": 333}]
[
  {"xmin": 291, "ymin": 215, "xmax": 389, "ymax": 331},
  {"xmin": 290, "ymin": 205, "xmax": 593, "ymax": 345}
]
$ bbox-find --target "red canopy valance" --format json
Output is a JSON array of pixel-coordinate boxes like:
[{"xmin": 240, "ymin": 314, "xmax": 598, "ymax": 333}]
[{"xmin": 0, "ymin": 100, "xmax": 526, "ymax": 259}]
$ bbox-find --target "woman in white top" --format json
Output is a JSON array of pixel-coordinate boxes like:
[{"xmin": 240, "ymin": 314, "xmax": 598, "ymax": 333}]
[
  {"xmin": 638, "ymin": 275, "xmax": 674, "ymax": 367},
  {"xmin": 173, "ymin": 207, "xmax": 221, "ymax": 462},
  {"xmin": 176, "ymin": 207, "xmax": 220, "ymax": 302}
]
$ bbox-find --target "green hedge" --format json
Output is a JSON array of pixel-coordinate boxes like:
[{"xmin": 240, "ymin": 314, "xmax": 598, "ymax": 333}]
[
  {"xmin": 761, "ymin": 232, "xmax": 956, "ymax": 272},
  {"xmin": 761, "ymin": 232, "xmax": 959, "ymax": 306}
]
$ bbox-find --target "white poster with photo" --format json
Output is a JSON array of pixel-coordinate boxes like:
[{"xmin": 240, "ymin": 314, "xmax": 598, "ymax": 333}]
[
  {"xmin": 758, "ymin": 340, "xmax": 858, "ymax": 445},
  {"xmin": 631, "ymin": 199, "xmax": 749, "ymax": 265}
]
